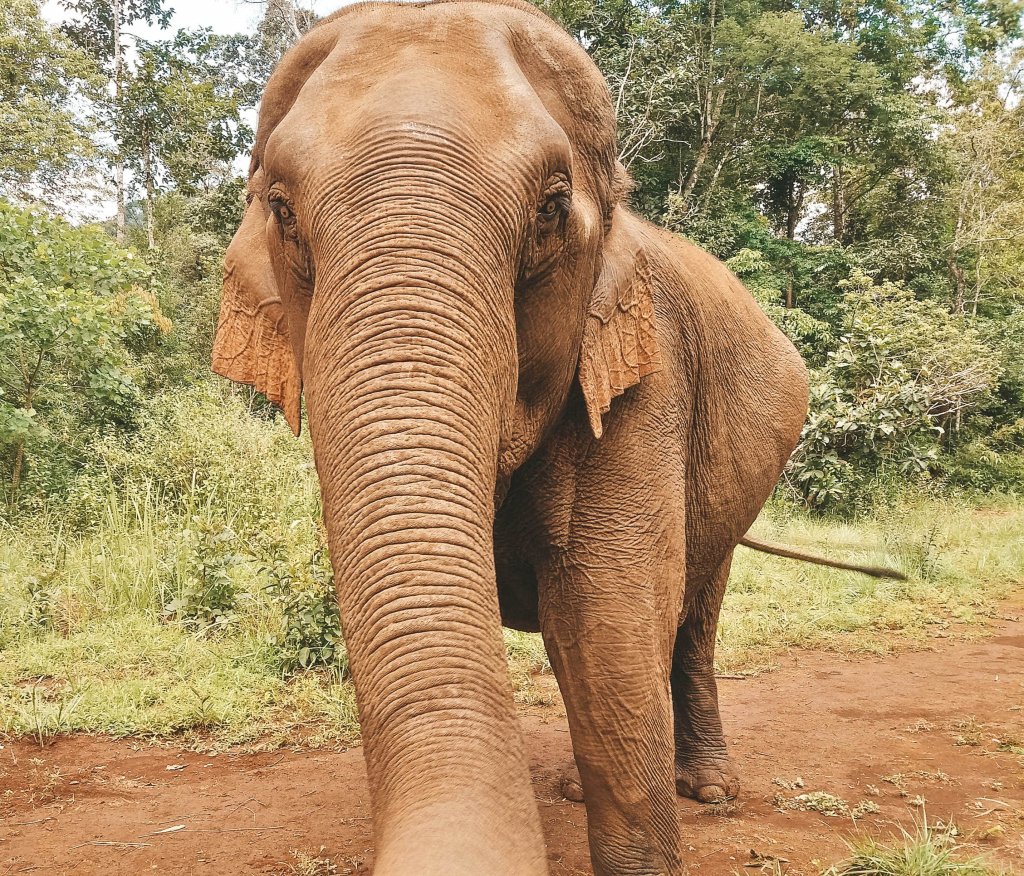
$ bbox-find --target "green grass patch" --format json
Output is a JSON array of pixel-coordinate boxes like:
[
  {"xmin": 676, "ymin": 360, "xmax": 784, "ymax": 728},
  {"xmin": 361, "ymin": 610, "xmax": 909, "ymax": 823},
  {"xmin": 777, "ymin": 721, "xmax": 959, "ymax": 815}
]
[
  {"xmin": 719, "ymin": 496, "xmax": 1024, "ymax": 670},
  {"xmin": 826, "ymin": 820, "xmax": 1008, "ymax": 876}
]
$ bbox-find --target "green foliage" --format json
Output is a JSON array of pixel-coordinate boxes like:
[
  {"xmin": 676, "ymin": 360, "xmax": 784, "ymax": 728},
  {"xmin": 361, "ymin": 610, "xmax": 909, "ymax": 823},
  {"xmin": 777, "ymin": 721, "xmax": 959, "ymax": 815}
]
[
  {"xmin": 0, "ymin": 0, "xmax": 101, "ymax": 200},
  {"xmin": 826, "ymin": 819, "xmax": 1002, "ymax": 876},
  {"xmin": 0, "ymin": 199, "xmax": 169, "ymax": 506},
  {"xmin": 59, "ymin": 0, "xmax": 173, "ymax": 66},
  {"xmin": 67, "ymin": 381, "xmax": 316, "ymax": 531},
  {"xmin": 163, "ymin": 520, "xmax": 242, "ymax": 632},
  {"xmin": 261, "ymin": 547, "xmax": 344, "ymax": 676},
  {"xmin": 788, "ymin": 271, "xmax": 1001, "ymax": 509},
  {"xmin": 119, "ymin": 30, "xmax": 253, "ymax": 198},
  {"xmin": 946, "ymin": 419, "xmax": 1024, "ymax": 494}
]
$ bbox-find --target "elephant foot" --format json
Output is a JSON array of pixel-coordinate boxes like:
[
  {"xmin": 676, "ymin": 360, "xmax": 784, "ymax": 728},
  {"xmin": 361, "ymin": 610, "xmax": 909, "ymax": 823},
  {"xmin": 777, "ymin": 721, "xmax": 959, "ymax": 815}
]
[
  {"xmin": 675, "ymin": 759, "xmax": 740, "ymax": 803},
  {"xmin": 559, "ymin": 761, "xmax": 584, "ymax": 802}
]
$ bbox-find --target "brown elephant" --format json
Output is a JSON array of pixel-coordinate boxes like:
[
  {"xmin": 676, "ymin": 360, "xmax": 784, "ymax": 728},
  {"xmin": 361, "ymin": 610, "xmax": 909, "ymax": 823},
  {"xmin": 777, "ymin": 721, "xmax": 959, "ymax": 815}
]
[{"xmin": 211, "ymin": 2, "xmax": 891, "ymax": 873}]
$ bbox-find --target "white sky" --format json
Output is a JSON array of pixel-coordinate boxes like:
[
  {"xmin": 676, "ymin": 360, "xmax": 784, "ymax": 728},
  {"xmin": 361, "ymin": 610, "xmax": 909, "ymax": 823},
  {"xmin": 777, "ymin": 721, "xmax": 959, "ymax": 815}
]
[{"xmin": 43, "ymin": 0, "xmax": 344, "ymax": 38}]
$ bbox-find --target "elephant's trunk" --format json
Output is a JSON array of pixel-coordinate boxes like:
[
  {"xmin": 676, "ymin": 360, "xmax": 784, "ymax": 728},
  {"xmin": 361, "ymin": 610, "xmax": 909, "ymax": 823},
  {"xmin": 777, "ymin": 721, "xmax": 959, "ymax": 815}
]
[{"xmin": 302, "ymin": 216, "xmax": 545, "ymax": 874}]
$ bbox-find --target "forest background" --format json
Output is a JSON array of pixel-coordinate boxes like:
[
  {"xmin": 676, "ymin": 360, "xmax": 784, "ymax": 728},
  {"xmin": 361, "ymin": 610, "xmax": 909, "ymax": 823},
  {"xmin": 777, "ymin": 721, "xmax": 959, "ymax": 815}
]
[{"xmin": 1, "ymin": 0, "xmax": 1023, "ymax": 748}]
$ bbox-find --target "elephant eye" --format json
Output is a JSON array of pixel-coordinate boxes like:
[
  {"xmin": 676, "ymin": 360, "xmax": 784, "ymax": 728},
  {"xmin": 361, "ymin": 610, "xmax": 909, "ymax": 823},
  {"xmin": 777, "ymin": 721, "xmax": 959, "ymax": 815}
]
[
  {"xmin": 537, "ymin": 176, "xmax": 571, "ymax": 226},
  {"xmin": 268, "ymin": 189, "xmax": 299, "ymax": 240}
]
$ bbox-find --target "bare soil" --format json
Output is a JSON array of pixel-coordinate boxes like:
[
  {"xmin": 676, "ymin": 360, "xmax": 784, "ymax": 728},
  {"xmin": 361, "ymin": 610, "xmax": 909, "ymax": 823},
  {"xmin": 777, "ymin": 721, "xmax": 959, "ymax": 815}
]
[{"xmin": 2, "ymin": 607, "xmax": 1023, "ymax": 876}]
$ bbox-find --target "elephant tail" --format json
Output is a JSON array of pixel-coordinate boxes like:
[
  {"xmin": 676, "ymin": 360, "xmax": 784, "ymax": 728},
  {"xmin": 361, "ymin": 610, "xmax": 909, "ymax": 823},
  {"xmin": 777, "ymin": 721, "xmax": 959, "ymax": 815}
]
[{"xmin": 738, "ymin": 535, "xmax": 907, "ymax": 580}]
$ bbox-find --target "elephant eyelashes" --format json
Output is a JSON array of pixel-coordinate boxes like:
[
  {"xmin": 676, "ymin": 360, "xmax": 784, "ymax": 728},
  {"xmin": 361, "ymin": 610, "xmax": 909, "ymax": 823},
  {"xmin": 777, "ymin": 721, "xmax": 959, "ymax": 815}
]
[{"xmin": 266, "ymin": 188, "xmax": 313, "ymax": 289}]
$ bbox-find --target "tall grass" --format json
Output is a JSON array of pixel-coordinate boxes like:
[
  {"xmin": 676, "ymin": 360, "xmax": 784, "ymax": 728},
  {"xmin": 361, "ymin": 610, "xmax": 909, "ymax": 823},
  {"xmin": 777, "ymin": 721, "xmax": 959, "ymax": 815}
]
[{"xmin": 2, "ymin": 382, "xmax": 1022, "ymax": 747}]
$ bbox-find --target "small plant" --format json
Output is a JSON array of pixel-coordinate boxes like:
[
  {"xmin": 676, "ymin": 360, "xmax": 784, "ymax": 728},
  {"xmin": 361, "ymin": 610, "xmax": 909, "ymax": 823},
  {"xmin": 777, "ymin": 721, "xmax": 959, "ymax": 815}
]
[
  {"xmin": 26, "ymin": 678, "xmax": 88, "ymax": 748},
  {"xmin": 164, "ymin": 520, "xmax": 243, "ymax": 632},
  {"xmin": 908, "ymin": 525, "xmax": 942, "ymax": 582},
  {"xmin": 953, "ymin": 717, "xmax": 984, "ymax": 747},
  {"xmin": 826, "ymin": 818, "xmax": 1000, "ymax": 875},
  {"xmin": 278, "ymin": 848, "xmax": 338, "ymax": 876},
  {"xmin": 21, "ymin": 574, "xmax": 56, "ymax": 630},
  {"xmin": 775, "ymin": 790, "xmax": 851, "ymax": 817},
  {"xmin": 262, "ymin": 548, "xmax": 344, "ymax": 675},
  {"xmin": 187, "ymin": 683, "xmax": 218, "ymax": 726},
  {"xmin": 774, "ymin": 790, "xmax": 880, "ymax": 821}
]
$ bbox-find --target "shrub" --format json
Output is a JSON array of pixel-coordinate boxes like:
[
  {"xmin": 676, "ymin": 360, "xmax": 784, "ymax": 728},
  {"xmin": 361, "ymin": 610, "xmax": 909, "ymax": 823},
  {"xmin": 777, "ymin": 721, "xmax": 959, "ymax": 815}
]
[
  {"xmin": 945, "ymin": 417, "xmax": 1024, "ymax": 494},
  {"xmin": 0, "ymin": 199, "xmax": 169, "ymax": 508},
  {"xmin": 64, "ymin": 381, "xmax": 318, "ymax": 535},
  {"xmin": 788, "ymin": 270, "xmax": 1001, "ymax": 510},
  {"xmin": 163, "ymin": 519, "xmax": 243, "ymax": 632},
  {"xmin": 261, "ymin": 546, "xmax": 344, "ymax": 676}
]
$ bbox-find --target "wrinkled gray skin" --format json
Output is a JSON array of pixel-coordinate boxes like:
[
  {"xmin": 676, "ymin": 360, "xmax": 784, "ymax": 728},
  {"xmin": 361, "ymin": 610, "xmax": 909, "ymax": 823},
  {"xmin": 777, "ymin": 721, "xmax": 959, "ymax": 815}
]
[{"xmin": 212, "ymin": 2, "xmax": 809, "ymax": 874}]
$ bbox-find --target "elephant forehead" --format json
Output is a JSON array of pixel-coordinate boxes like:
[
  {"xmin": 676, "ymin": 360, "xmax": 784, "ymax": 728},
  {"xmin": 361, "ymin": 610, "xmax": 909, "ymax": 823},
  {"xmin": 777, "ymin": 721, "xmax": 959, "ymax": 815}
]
[
  {"xmin": 256, "ymin": 1, "xmax": 607, "ymax": 147},
  {"xmin": 313, "ymin": 15, "xmax": 547, "ymax": 127},
  {"xmin": 263, "ymin": 27, "xmax": 573, "ymax": 188}
]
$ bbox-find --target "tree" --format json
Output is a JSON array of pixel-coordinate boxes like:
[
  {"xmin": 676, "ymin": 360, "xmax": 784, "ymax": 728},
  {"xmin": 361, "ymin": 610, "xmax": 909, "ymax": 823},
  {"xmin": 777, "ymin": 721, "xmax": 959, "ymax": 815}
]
[
  {"xmin": 941, "ymin": 51, "xmax": 1024, "ymax": 315},
  {"xmin": 247, "ymin": 0, "xmax": 320, "ymax": 83},
  {"xmin": 59, "ymin": 0, "xmax": 173, "ymax": 242},
  {"xmin": 0, "ymin": 200, "xmax": 169, "ymax": 505},
  {"xmin": 0, "ymin": 0, "xmax": 101, "ymax": 202},
  {"xmin": 119, "ymin": 30, "xmax": 253, "ymax": 249}
]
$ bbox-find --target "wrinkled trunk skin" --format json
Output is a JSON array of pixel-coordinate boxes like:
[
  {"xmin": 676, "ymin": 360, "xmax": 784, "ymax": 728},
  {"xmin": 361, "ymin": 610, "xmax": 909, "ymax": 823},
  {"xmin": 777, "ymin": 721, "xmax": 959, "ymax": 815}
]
[{"xmin": 302, "ymin": 204, "xmax": 546, "ymax": 874}]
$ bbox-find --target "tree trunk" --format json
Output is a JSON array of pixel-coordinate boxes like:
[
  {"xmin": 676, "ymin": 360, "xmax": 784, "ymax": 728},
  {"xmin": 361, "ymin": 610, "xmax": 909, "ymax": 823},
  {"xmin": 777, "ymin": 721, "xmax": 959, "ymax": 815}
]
[
  {"xmin": 679, "ymin": 0, "xmax": 722, "ymax": 213},
  {"xmin": 679, "ymin": 89, "xmax": 725, "ymax": 210},
  {"xmin": 971, "ymin": 253, "xmax": 983, "ymax": 317},
  {"xmin": 786, "ymin": 179, "xmax": 804, "ymax": 241},
  {"xmin": 832, "ymin": 163, "xmax": 846, "ymax": 243},
  {"xmin": 9, "ymin": 439, "xmax": 25, "ymax": 503},
  {"xmin": 283, "ymin": 0, "xmax": 303, "ymax": 41},
  {"xmin": 112, "ymin": 0, "xmax": 126, "ymax": 245},
  {"xmin": 948, "ymin": 251, "xmax": 967, "ymax": 314},
  {"xmin": 144, "ymin": 139, "xmax": 155, "ymax": 250},
  {"xmin": 8, "ymin": 382, "xmax": 37, "ymax": 504}
]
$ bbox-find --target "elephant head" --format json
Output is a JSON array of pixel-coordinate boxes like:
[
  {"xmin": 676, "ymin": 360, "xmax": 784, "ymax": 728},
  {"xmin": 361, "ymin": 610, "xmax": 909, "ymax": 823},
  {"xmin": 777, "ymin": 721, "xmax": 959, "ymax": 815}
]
[{"xmin": 212, "ymin": 2, "xmax": 660, "ymax": 872}]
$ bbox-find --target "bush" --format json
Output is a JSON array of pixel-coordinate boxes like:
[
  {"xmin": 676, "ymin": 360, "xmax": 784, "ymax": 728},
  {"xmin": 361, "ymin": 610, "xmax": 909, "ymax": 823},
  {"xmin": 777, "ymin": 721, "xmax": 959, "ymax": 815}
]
[
  {"xmin": 945, "ymin": 418, "xmax": 1024, "ymax": 494},
  {"xmin": 261, "ymin": 546, "xmax": 344, "ymax": 676},
  {"xmin": 0, "ymin": 199, "xmax": 169, "ymax": 508},
  {"xmin": 64, "ymin": 381, "xmax": 318, "ymax": 535},
  {"xmin": 162, "ymin": 519, "xmax": 243, "ymax": 632},
  {"xmin": 787, "ymin": 270, "xmax": 1001, "ymax": 510}
]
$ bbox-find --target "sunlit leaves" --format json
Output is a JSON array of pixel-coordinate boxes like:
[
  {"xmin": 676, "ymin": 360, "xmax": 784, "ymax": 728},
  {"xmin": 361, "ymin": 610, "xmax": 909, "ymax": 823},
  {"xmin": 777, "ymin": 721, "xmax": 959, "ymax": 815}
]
[{"xmin": 0, "ymin": 0, "xmax": 102, "ymax": 200}]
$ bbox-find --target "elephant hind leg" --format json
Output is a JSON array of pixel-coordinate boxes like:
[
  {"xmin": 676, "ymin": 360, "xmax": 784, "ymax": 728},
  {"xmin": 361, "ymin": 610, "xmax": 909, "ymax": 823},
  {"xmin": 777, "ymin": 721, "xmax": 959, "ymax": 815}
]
[{"xmin": 671, "ymin": 551, "xmax": 740, "ymax": 803}]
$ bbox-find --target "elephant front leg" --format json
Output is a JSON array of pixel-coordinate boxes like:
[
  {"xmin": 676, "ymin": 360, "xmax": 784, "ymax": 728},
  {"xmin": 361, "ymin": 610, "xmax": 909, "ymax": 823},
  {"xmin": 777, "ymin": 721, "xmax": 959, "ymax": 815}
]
[
  {"xmin": 671, "ymin": 553, "xmax": 740, "ymax": 803},
  {"xmin": 533, "ymin": 460, "xmax": 687, "ymax": 876},
  {"xmin": 540, "ymin": 562, "xmax": 683, "ymax": 876}
]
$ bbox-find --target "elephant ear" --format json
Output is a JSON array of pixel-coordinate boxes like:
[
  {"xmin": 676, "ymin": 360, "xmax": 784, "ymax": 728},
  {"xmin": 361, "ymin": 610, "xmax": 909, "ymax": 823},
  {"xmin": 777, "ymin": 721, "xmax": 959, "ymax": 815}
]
[
  {"xmin": 212, "ymin": 207, "xmax": 302, "ymax": 435},
  {"xmin": 577, "ymin": 209, "xmax": 662, "ymax": 439}
]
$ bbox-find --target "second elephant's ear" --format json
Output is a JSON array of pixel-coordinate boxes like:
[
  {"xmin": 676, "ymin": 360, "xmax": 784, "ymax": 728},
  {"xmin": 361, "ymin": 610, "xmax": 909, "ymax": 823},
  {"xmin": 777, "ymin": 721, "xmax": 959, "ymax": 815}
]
[
  {"xmin": 577, "ymin": 209, "xmax": 662, "ymax": 439},
  {"xmin": 212, "ymin": 204, "xmax": 302, "ymax": 435}
]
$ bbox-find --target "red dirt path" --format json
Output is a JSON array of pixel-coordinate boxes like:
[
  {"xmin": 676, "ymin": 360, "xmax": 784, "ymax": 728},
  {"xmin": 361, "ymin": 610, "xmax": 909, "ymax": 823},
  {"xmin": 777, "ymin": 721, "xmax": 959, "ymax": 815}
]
[{"xmin": 2, "ymin": 608, "xmax": 1023, "ymax": 876}]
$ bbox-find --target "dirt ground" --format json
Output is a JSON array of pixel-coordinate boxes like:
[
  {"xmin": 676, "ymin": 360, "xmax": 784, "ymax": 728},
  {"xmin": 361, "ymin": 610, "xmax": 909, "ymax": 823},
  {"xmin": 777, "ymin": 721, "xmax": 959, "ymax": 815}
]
[{"xmin": 2, "ymin": 607, "xmax": 1023, "ymax": 876}]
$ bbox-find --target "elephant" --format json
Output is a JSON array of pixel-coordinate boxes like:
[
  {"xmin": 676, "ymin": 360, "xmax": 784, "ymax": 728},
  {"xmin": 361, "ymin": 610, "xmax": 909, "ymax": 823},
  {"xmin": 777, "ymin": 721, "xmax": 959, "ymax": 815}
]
[{"xmin": 211, "ymin": 2, "xmax": 899, "ymax": 873}]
